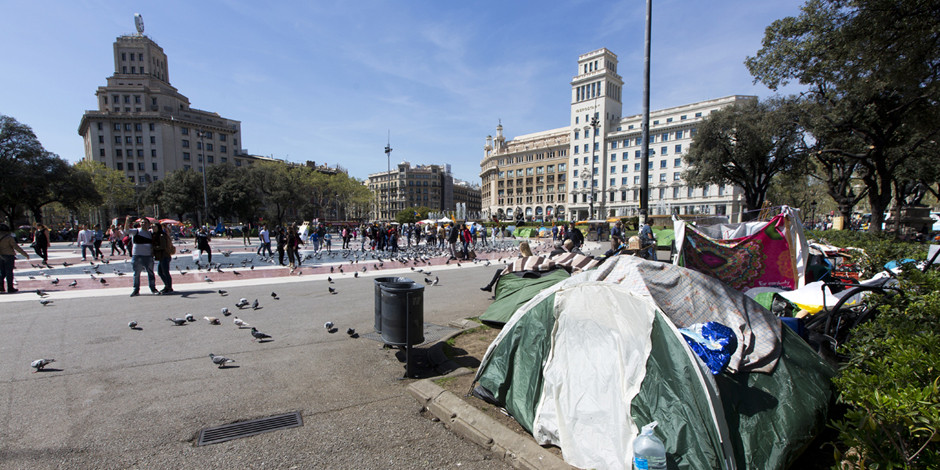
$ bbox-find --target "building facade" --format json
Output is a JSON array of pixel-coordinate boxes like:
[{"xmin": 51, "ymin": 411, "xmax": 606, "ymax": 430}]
[
  {"xmin": 452, "ymin": 179, "xmax": 482, "ymax": 219},
  {"xmin": 78, "ymin": 19, "xmax": 261, "ymax": 188},
  {"xmin": 481, "ymin": 48, "xmax": 752, "ymax": 223},
  {"xmin": 367, "ymin": 162, "xmax": 454, "ymax": 221}
]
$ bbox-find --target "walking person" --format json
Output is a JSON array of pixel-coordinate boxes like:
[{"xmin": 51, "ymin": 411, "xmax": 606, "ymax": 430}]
[
  {"xmin": 195, "ymin": 227, "xmax": 213, "ymax": 265},
  {"xmin": 324, "ymin": 230, "xmax": 333, "ymax": 253},
  {"xmin": 93, "ymin": 224, "xmax": 105, "ymax": 260},
  {"xmin": 77, "ymin": 224, "xmax": 95, "ymax": 261},
  {"xmin": 32, "ymin": 223, "xmax": 50, "ymax": 265},
  {"xmin": 638, "ymin": 219, "xmax": 657, "ymax": 261},
  {"xmin": 124, "ymin": 216, "xmax": 157, "ymax": 296},
  {"xmin": 257, "ymin": 225, "xmax": 272, "ymax": 257},
  {"xmin": 0, "ymin": 223, "xmax": 30, "ymax": 293},
  {"xmin": 108, "ymin": 225, "xmax": 126, "ymax": 256},
  {"xmin": 447, "ymin": 222, "xmax": 460, "ymax": 259},
  {"xmin": 152, "ymin": 223, "xmax": 175, "ymax": 294}
]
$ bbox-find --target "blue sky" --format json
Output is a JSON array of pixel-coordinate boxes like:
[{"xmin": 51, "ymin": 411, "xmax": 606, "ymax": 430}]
[{"xmin": 0, "ymin": 0, "xmax": 806, "ymax": 183}]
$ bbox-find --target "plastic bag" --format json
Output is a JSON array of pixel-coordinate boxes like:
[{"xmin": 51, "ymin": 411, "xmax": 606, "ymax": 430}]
[{"xmin": 678, "ymin": 322, "xmax": 737, "ymax": 375}]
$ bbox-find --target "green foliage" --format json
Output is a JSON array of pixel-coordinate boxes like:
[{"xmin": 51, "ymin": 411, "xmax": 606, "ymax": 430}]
[
  {"xmin": 684, "ymin": 97, "xmax": 809, "ymax": 220},
  {"xmin": 396, "ymin": 206, "xmax": 430, "ymax": 224},
  {"xmin": 831, "ymin": 268, "xmax": 940, "ymax": 468}
]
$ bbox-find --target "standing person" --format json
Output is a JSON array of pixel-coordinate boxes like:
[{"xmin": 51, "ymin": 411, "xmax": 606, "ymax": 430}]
[
  {"xmin": 638, "ymin": 219, "xmax": 657, "ymax": 261},
  {"xmin": 610, "ymin": 221, "xmax": 624, "ymax": 252},
  {"xmin": 93, "ymin": 224, "xmax": 105, "ymax": 260},
  {"xmin": 324, "ymin": 230, "xmax": 333, "ymax": 253},
  {"xmin": 552, "ymin": 224, "xmax": 558, "ymax": 242},
  {"xmin": 0, "ymin": 223, "xmax": 30, "ymax": 293},
  {"xmin": 275, "ymin": 226, "xmax": 287, "ymax": 266},
  {"xmin": 152, "ymin": 223, "xmax": 175, "ymax": 294},
  {"xmin": 461, "ymin": 224, "xmax": 473, "ymax": 259},
  {"xmin": 242, "ymin": 223, "xmax": 251, "ymax": 246},
  {"xmin": 310, "ymin": 226, "xmax": 320, "ymax": 253},
  {"xmin": 447, "ymin": 222, "xmax": 460, "ymax": 259},
  {"xmin": 564, "ymin": 223, "xmax": 584, "ymax": 251},
  {"xmin": 195, "ymin": 227, "xmax": 213, "ymax": 265},
  {"xmin": 108, "ymin": 224, "xmax": 126, "ymax": 256},
  {"xmin": 341, "ymin": 226, "xmax": 350, "ymax": 250},
  {"xmin": 33, "ymin": 223, "xmax": 50, "ymax": 266},
  {"xmin": 257, "ymin": 225, "xmax": 272, "ymax": 257},
  {"xmin": 480, "ymin": 224, "xmax": 488, "ymax": 247},
  {"xmin": 77, "ymin": 224, "xmax": 95, "ymax": 261},
  {"xmin": 124, "ymin": 216, "xmax": 157, "ymax": 296}
]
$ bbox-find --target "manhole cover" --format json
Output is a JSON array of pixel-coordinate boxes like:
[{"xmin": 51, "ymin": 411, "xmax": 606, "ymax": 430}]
[
  {"xmin": 361, "ymin": 323, "xmax": 458, "ymax": 346},
  {"xmin": 197, "ymin": 411, "xmax": 302, "ymax": 446}
]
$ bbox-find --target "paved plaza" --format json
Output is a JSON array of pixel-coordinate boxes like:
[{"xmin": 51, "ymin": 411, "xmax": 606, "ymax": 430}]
[{"xmin": 0, "ymin": 238, "xmax": 548, "ymax": 469}]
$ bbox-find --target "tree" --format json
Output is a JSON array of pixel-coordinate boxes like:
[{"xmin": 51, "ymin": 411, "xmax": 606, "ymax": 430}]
[
  {"xmin": 746, "ymin": 0, "xmax": 940, "ymax": 233},
  {"xmin": 396, "ymin": 206, "xmax": 431, "ymax": 224},
  {"xmin": 74, "ymin": 160, "xmax": 135, "ymax": 223},
  {"xmin": 157, "ymin": 169, "xmax": 203, "ymax": 222},
  {"xmin": 206, "ymin": 163, "xmax": 259, "ymax": 224},
  {"xmin": 683, "ymin": 97, "xmax": 808, "ymax": 221}
]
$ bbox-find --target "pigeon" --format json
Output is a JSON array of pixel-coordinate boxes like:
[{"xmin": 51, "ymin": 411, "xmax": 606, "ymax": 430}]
[
  {"xmin": 204, "ymin": 276, "xmax": 213, "ymax": 283},
  {"xmin": 218, "ymin": 289, "xmax": 228, "ymax": 296},
  {"xmin": 271, "ymin": 292, "xmax": 278, "ymax": 299},
  {"xmin": 354, "ymin": 272, "xmax": 358, "ymax": 278},
  {"xmin": 68, "ymin": 280, "xmax": 78, "ymax": 287},
  {"xmin": 250, "ymin": 327, "xmax": 271, "ymax": 342},
  {"xmin": 324, "ymin": 321, "xmax": 334, "ymax": 330},
  {"xmin": 233, "ymin": 270, "xmax": 242, "ymax": 276},
  {"xmin": 425, "ymin": 277, "xmax": 433, "ymax": 285},
  {"xmin": 209, "ymin": 353, "xmax": 235, "ymax": 368},
  {"xmin": 39, "ymin": 299, "xmax": 53, "ymax": 306},
  {"xmin": 330, "ymin": 266, "xmax": 334, "ymax": 273},
  {"xmin": 185, "ymin": 313, "xmax": 195, "ymax": 322},
  {"xmin": 128, "ymin": 321, "xmax": 138, "ymax": 329},
  {"xmin": 327, "ymin": 276, "xmax": 333, "ymax": 283},
  {"xmin": 51, "ymin": 278, "xmax": 59, "ymax": 285},
  {"xmin": 36, "ymin": 289, "xmax": 48, "ymax": 297},
  {"xmin": 252, "ymin": 299, "xmax": 259, "ymax": 310},
  {"xmin": 236, "ymin": 298, "xmax": 249, "ymax": 309},
  {"xmin": 204, "ymin": 316, "xmax": 221, "ymax": 325},
  {"xmin": 328, "ymin": 287, "xmax": 336, "ymax": 294},
  {"xmin": 30, "ymin": 358, "xmax": 55, "ymax": 371},
  {"xmin": 433, "ymin": 276, "xmax": 440, "ymax": 286},
  {"xmin": 346, "ymin": 328, "xmax": 356, "ymax": 335},
  {"xmin": 166, "ymin": 317, "xmax": 187, "ymax": 326},
  {"xmin": 233, "ymin": 317, "xmax": 249, "ymax": 328},
  {"xmin": 221, "ymin": 307, "xmax": 231, "ymax": 316}
]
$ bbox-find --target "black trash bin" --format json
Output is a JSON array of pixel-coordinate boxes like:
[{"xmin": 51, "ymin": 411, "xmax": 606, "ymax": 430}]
[
  {"xmin": 373, "ymin": 277, "xmax": 414, "ymax": 333},
  {"xmin": 380, "ymin": 282, "xmax": 425, "ymax": 346}
]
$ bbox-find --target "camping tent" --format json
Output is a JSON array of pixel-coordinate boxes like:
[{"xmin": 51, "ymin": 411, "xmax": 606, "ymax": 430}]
[
  {"xmin": 673, "ymin": 206, "xmax": 810, "ymax": 292},
  {"xmin": 473, "ymin": 255, "xmax": 834, "ymax": 470}
]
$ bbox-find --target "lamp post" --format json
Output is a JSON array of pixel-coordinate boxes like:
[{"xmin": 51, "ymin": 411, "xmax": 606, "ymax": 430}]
[
  {"xmin": 588, "ymin": 115, "xmax": 599, "ymax": 220},
  {"xmin": 197, "ymin": 130, "xmax": 209, "ymax": 227},
  {"xmin": 384, "ymin": 137, "xmax": 392, "ymax": 222}
]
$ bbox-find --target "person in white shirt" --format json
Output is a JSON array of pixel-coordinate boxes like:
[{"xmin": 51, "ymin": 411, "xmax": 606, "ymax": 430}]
[
  {"xmin": 124, "ymin": 216, "xmax": 157, "ymax": 296},
  {"xmin": 77, "ymin": 225, "xmax": 96, "ymax": 261},
  {"xmin": 257, "ymin": 226, "xmax": 272, "ymax": 257}
]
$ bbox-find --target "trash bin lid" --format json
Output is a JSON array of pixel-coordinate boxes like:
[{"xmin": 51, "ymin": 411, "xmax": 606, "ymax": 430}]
[{"xmin": 380, "ymin": 283, "xmax": 425, "ymax": 293}]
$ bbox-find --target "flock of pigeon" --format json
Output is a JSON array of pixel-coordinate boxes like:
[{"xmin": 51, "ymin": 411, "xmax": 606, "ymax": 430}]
[{"xmin": 27, "ymin": 240, "xmax": 527, "ymax": 372}]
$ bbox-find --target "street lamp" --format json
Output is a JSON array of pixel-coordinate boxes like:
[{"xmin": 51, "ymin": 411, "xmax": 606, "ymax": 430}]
[
  {"xmin": 384, "ymin": 137, "xmax": 392, "ymax": 222},
  {"xmin": 588, "ymin": 115, "xmax": 600, "ymax": 219},
  {"xmin": 197, "ymin": 130, "xmax": 209, "ymax": 227}
]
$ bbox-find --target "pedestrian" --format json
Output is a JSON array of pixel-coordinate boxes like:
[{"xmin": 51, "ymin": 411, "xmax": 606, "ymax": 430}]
[
  {"xmin": 257, "ymin": 225, "xmax": 272, "ymax": 257},
  {"xmin": 124, "ymin": 216, "xmax": 157, "ymax": 296},
  {"xmin": 195, "ymin": 227, "xmax": 213, "ymax": 265},
  {"xmin": 447, "ymin": 222, "xmax": 460, "ymax": 259},
  {"xmin": 564, "ymin": 223, "xmax": 584, "ymax": 251},
  {"xmin": 610, "ymin": 221, "xmax": 624, "ymax": 252},
  {"xmin": 552, "ymin": 224, "xmax": 558, "ymax": 242},
  {"xmin": 324, "ymin": 230, "xmax": 333, "ymax": 253},
  {"xmin": 638, "ymin": 219, "xmax": 657, "ymax": 261},
  {"xmin": 461, "ymin": 223, "xmax": 473, "ymax": 259},
  {"xmin": 108, "ymin": 224, "xmax": 126, "ymax": 256},
  {"xmin": 310, "ymin": 227, "xmax": 320, "ymax": 253},
  {"xmin": 152, "ymin": 222, "xmax": 175, "ymax": 294},
  {"xmin": 0, "ymin": 223, "xmax": 30, "ymax": 293},
  {"xmin": 93, "ymin": 224, "xmax": 105, "ymax": 260},
  {"xmin": 77, "ymin": 224, "xmax": 95, "ymax": 261},
  {"xmin": 480, "ymin": 223, "xmax": 488, "ymax": 247},
  {"xmin": 276, "ymin": 226, "xmax": 287, "ymax": 266},
  {"xmin": 341, "ymin": 226, "xmax": 350, "ymax": 250},
  {"xmin": 32, "ymin": 223, "xmax": 50, "ymax": 265},
  {"xmin": 287, "ymin": 224, "xmax": 302, "ymax": 268},
  {"xmin": 242, "ymin": 223, "xmax": 251, "ymax": 246}
]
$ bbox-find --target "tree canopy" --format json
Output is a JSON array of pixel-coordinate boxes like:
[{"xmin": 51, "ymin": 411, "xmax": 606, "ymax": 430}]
[
  {"xmin": 746, "ymin": 0, "xmax": 940, "ymax": 231},
  {"xmin": 683, "ymin": 97, "xmax": 808, "ymax": 220}
]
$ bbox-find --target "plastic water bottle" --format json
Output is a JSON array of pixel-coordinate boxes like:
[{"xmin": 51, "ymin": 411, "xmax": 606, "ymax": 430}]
[{"xmin": 633, "ymin": 421, "xmax": 667, "ymax": 470}]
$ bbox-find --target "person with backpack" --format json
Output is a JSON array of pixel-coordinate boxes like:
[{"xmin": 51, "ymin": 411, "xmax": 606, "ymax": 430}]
[{"xmin": 152, "ymin": 222, "xmax": 175, "ymax": 294}]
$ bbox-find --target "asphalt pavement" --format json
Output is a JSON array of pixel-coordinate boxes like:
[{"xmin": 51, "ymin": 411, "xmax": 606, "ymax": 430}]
[{"xmin": 0, "ymin": 238, "xmax": 536, "ymax": 469}]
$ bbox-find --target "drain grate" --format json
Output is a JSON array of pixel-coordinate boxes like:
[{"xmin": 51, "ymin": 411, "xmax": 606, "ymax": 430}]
[{"xmin": 197, "ymin": 411, "xmax": 303, "ymax": 446}]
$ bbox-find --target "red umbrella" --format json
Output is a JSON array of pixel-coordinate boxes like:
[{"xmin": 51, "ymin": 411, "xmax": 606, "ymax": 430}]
[
  {"xmin": 159, "ymin": 218, "xmax": 182, "ymax": 225},
  {"xmin": 136, "ymin": 217, "xmax": 157, "ymax": 223}
]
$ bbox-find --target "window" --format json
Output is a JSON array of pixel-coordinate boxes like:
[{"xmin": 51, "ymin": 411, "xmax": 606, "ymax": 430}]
[
  {"xmin": 123, "ymin": 95, "xmax": 130, "ymax": 104},
  {"xmin": 181, "ymin": 127, "xmax": 189, "ymax": 135},
  {"xmin": 610, "ymin": 153, "xmax": 616, "ymax": 161},
  {"xmin": 611, "ymin": 141, "xmax": 618, "ymax": 149},
  {"xmin": 703, "ymin": 186, "xmax": 709, "ymax": 197},
  {"xmin": 114, "ymin": 136, "xmax": 121, "ymax": 144},
  {"xmin": 151, "ymin": 149, "xmax": 156, "ymax": 157},
  {"xmin": 115, "ymin": 149, "xmax": 123, "ymax": 157},
  {"xmin": 674, "ymin": 172, "xmax": 681, "ymax": 181},
  {"xmin": 690, "ymin": 128, "xmax": 697, "ymax": 137},
  {"xmin": 635, "ymin": 150, "xmax": 641, "ymax": 158},
  {"xmin": 675, "ymin": 130, "xmax": 683, "ymax": 139},
  {"xmin": 573, "ymin": 158, "xmax": 579, "ymax": 166},
  {"xmin": 573, "ymin": 170, "xmax": 579, "ymax": 178},
  {"xmin": 574, "ymin": 146, "xmax": 579, "ymax": 154},
  {"xmin": 634, "ymin": 163, "xmax": 641, "ymax": 171},
  {"xmin": 610, "ymin": 166, "xmax": 616, "ymax": 174},
  {"xmin": 659, "ymin": 188, "xmax": 666, "ymax": 198},
  {"xmin": 688, "ymin": 187, "xmax": 694, "ymax": 198},
  {"xmin": 134, "ymin": 96, "xmax": 141, "ymax": 104},
  {"xmin": 660, "ymin": 160, "xmax": 667, "ymax": 169},
  {"xmin": 680, "ymin": 115, "xmax": 687, "ymax": 120},
  {"xmin": 128, "ymin": 175, "xmax": 134, "ymax": 182},
  {"xmin": 116, "ymin": 162, "xmax": 123, "ymax": 170},
  {"xmin": 610, "ymin": 178, "xmax": 616, "ymax": 186},
  {"xmin": 135, "ymin": 136, "xmax": 142, "ymax": 144},
  {"xmin": 182, "ymin": 140, "xmax": 189, "ymax": 148},
  {"xmin": 583, "ymin": 144, "xmax": 589, "ymax": 153},
  {"xmin": 648, "ymin": 162, "xmax": 654, "ymax": 170},
  {"xmin": 125, "ymin": 136, "xmax": 132, "ymax": 144},
  {"xmin": 207, "ymin": 156, "xmax": 214, "ymax": 163},
  {"xmin": 661, "ymin": 146, "xmax": 668, "ymax": 155},
  {"xmin": 674, "ymin": 158, "xmax": 682, "ymax": 167},
  {"xmin": 673, "ymin": 187, "xmax": 680, "ymax": 198},
  {"xmin": 150, "ymin": 136, "xmax": 156, "ymax": 144},
  {"xmin": 206, "ymin": 143, "xmax": 213, "ymax": 151},
  {"xmin": 96, "ymin": 122, "xmax": 103, "ymax": 130},
  {"xmin": 183, "ymin": 152, "xmax": 190, "ymax": 161},
  {"xmin": 113, "ymin": 123, "xmax": 121, "ymax": 131},
  {"xmin": 675, "ymin": 144, "xmax": 682, "ymax": 154},
  {"xmin": 622, "ymin": 164, "xmax": 629, "ymax": 172},
  {"xmin": 137, "ymin": 162, "xmax": 144, "ymax": 171},
  {"xmin": 662, "ymin": 133, "xmax": 669, "ymax": 141},
  {"xmin": 634, "ymin": 176, "xmax": 640, "ymax": 184},
  {"xmin": 98, "ymin": 135, "xmax": 104, "ymax": 143},
  {"xmin": 574, "ymin": 130, "xmax": 579, "ymax": 140},
  {"xmin": 660, "ymin": 174, "xmax": 667, "ymax": 182},
  {"xmin": 558, "ymin": 163, "xmax": 566, "ymax": 172},
  {"xmin": 695, "ymin": 112, "xmax": 702, "ymax": 118},
  {"xmin": 219, "ymin": 134, "xmax": 226, "ymax": 142},
  {"xmin": 621, "ymin": 177, "xmax": 628, "ymax": 185},
  {"xmin": 135, "ymin": 149, "xmax": 142, "ymax": 157},
  {"xmin": 220, "ymin": 145, "xmax": 226, "ymax": 153},
  {"xmin": 594, "ymin": 142, "xmax": 599, "ymax": 152},
  {"xmin": 152, "ymin": 162, "xmax": 158, "ymax": 171},
  {"xmin": 99, "ymin": 148, "xmax": 105, "ymax": 157},
  {"xmin": 205, "ymin": 131, "xmax": 213, "ymax": 139}
]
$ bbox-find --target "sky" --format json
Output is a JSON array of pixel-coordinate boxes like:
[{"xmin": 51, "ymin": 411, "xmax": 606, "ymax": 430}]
[{"xmin": 0, "ymin": 0, "xmax": 808, "ymax": 183}]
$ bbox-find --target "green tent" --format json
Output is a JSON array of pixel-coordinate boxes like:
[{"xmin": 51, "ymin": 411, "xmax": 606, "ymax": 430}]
[
  {"xmin": 473, "ymin": 256, "xmax": 834, "ymax": 470},
  {"xmin": 479, "ymin": 269, "xmax": 570, "ymax": 325}
]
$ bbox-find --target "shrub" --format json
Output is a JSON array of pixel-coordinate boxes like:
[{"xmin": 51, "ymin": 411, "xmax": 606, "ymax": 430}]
[
  {"xmin": 807, "ymin": 230, "xmax": 928, "ymax": 276},
  {"xmin": 831, "ymin": 268, "xmax": 940, "ymax": 468}
]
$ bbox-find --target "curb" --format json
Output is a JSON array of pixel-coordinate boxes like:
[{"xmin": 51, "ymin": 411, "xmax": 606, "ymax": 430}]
[{"xmin": 410, "ymin": 321, "xmax": 572, "ymax": 469}]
